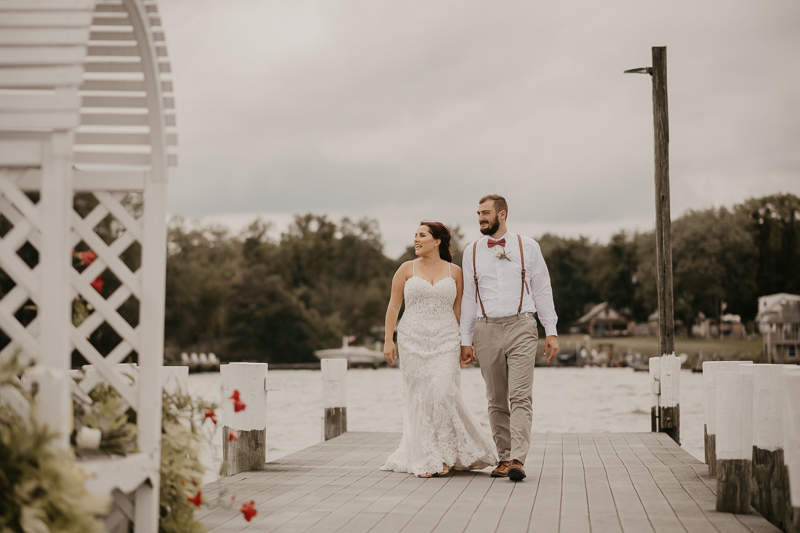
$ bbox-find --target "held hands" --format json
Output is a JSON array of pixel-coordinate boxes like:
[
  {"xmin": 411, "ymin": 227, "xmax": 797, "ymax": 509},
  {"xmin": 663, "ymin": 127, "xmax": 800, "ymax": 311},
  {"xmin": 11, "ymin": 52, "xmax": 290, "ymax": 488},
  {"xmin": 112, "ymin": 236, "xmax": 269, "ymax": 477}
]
[
  {"xmin": 384, "ymin": 341, "xmax": 397, "ymax": 365},
  {"xmin": 544, "ymin": 335, "xmax": 559, "ymax": 363},
  {"xmin": 460, "ymin": 346, "xmax": 476, "ymax": 367}
]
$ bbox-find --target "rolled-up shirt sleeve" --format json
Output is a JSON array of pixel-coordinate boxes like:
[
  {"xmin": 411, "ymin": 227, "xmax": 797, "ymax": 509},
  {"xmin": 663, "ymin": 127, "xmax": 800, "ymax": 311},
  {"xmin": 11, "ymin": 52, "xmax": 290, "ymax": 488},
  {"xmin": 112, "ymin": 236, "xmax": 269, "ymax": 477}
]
[
  {"xmin": 528, "ymin": 240, "xmax": 558, "ymax": 337},
  {"xmin": 460, "ymin": 244, "xmax": 479, "ymax": 346}
]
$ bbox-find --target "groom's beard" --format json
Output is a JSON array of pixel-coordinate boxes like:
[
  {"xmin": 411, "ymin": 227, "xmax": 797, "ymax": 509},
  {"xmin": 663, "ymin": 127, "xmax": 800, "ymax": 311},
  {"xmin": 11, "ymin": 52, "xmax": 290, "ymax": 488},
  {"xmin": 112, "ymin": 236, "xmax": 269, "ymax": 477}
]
[{"xmin": 480, "ymin": 217, "xmax": 500, "ymax": 236}]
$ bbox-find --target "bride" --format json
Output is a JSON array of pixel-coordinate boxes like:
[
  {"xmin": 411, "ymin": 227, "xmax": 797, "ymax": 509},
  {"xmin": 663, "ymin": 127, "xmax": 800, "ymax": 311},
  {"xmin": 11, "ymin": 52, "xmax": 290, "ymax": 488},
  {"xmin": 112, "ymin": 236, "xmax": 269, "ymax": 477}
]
[{"xmin": 381, "ymin": 221, "xmax": 497, "ymax": 477}]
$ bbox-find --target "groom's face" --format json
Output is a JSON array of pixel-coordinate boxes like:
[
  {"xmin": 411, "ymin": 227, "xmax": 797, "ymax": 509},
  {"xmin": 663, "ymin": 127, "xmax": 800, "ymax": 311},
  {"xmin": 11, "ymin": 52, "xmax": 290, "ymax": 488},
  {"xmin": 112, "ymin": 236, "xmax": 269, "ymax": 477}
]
[{"xmin": 478, "ymin": 201, "xmax": 502, "ymax": 236}]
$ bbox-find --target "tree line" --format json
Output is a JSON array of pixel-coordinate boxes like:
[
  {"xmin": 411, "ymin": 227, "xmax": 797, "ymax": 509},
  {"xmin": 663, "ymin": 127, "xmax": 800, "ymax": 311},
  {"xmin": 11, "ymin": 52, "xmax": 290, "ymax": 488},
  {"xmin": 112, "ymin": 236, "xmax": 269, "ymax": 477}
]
[{"xmin": 164, "ymin": 193, "xmax": 800, "ymax": 363}]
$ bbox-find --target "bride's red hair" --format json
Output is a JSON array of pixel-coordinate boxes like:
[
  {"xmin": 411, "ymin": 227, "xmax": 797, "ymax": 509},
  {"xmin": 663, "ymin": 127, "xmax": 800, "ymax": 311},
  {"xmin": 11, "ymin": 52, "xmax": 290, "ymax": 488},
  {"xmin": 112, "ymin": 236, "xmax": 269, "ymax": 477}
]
[{"xmin": 420, "ymin": 221, "xmax": 453, "ymax": 262}]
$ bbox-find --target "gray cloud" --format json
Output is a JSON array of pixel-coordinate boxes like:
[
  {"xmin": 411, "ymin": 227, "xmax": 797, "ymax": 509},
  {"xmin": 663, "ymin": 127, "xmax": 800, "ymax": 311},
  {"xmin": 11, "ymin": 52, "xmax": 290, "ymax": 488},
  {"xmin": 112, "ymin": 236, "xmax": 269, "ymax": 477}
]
[{"xmin": 160, "ymin": 0, "xmax": 800, "ymax": 257}]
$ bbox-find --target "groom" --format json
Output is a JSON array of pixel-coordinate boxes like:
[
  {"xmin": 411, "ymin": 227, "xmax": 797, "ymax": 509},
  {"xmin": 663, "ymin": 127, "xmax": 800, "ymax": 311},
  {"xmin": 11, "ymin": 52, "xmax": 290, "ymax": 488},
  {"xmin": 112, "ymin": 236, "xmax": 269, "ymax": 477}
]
[{"xmin": 460, "ymin": 194, "xmax": 558, "ymax": 482}]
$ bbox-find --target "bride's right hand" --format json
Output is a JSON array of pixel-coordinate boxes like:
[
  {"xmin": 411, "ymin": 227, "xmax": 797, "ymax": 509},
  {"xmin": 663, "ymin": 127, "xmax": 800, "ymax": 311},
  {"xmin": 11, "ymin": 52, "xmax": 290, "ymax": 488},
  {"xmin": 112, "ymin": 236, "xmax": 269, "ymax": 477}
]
[{"xmin": 384, "ymin": 342, "xmax": 396, "ymax": 365}]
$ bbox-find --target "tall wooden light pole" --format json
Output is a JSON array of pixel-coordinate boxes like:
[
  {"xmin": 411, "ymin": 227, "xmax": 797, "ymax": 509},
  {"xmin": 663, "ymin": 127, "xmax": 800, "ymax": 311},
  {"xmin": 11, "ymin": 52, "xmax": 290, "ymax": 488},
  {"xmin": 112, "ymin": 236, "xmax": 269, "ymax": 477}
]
[{"xmin": 627, "ymin": 46, "xmax": 678, "ymax": 444}]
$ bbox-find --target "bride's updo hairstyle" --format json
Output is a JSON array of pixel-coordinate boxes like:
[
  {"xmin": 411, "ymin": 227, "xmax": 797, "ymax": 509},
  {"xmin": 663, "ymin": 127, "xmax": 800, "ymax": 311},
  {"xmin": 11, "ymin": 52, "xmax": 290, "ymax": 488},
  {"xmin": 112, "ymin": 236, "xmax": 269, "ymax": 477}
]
[{"xmin": 421, "ymin": 221, "xmax": 453, "ymax": 262}]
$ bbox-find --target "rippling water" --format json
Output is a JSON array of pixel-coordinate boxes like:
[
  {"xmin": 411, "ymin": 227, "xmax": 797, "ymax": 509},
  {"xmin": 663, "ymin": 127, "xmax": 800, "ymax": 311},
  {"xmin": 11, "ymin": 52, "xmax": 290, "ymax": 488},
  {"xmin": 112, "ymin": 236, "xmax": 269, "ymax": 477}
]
[{"xmin": 190, "ymin": 366, "xmax": 704, "ymax": 483}]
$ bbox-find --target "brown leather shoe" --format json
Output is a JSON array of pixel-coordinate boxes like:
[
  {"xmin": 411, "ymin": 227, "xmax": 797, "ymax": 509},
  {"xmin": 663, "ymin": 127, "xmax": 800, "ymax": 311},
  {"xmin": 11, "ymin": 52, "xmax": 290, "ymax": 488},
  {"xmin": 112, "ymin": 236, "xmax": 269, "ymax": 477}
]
[
  {"xmin": 491, "ymin": 461, "xmax": 511, "ymax": 477},
  {"xmin": 508, "ymin": 460, "xmax": 526, "ymax": 481}
]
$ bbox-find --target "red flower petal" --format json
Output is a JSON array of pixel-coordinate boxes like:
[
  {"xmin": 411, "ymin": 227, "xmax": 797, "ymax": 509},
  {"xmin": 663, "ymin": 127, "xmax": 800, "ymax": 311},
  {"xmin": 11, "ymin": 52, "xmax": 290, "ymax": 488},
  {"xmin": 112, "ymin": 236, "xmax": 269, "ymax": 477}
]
[
  {"xmin": 187, "ymin": 490, "xmax": 202, "ymax": 509},
  {"xmin": 239, "ymin": 500, "xmax": 257, "ymax": 522},
  {"xmin": 233, "ymin": 399, "xmax": 246, "ymax": 413},
  {"xmin": 78, "ymin": 250, "xmax": 97, "ymax": 266},
  {"xmin": 90, "ymin": 277, "xmax": 103, "ymax": 293},
  {"xmin": 228, "ymin": 429, "xmax": 238, "ymax": 442}
]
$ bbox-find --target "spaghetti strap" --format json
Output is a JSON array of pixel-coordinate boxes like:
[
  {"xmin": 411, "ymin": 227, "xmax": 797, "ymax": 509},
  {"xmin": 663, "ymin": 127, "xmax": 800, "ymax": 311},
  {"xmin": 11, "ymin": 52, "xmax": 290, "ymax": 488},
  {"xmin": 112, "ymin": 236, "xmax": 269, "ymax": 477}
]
[
  {"xmin": 412, "ymin": 260, "xmax": 415, "ymax": 276},
  {"xmin": 448, "ymin": 262, "xmax": 452, "ymax": 278}
]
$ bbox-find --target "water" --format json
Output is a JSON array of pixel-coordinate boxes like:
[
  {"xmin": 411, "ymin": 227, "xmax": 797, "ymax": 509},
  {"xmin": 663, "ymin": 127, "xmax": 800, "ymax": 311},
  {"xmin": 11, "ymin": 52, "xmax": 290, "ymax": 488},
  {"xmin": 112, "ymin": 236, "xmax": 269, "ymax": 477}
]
[{"xmin": 189, "ymin": 366, "xmax": 705, "ymax": 483}]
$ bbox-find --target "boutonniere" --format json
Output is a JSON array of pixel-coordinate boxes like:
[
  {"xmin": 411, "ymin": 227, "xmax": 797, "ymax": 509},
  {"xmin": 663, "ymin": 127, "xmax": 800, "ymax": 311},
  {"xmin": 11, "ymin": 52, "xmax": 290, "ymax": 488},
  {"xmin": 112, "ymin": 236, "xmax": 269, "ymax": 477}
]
[{"xmin": 495, "ymin": 246, "xmax": 512, "ymax": 261}]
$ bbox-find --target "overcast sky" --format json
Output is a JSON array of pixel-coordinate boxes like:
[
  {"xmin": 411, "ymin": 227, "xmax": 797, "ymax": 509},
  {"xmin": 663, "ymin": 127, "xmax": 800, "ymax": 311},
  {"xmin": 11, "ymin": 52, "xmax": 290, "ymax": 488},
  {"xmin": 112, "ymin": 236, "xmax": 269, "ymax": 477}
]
[{"xmin": 159, "ymin": 0, "xmax": 800, "ymax": 258}]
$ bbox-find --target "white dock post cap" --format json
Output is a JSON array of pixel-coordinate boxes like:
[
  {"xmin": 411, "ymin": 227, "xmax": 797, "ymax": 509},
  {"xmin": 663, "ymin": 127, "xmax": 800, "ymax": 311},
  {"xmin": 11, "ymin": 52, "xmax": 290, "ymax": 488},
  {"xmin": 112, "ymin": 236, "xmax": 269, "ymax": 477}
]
[
  {"xmin": 751, "ymin": 364, "xmax": 793, "ymax": 452},
  {"xmin": 716, "ymin": 371, "xmax": 754, "ymax": 460},
  {"xmin": 220, "ymin": 363, "xmax": 269, "ymax": 432},
  {"xmin": 703, "ymin": 360, "xmax": 753, "ymax": 434},
  {"xmin": 659, "ymin": 353, "xmax": 680, "ymax": 409},
  {"xmin": 322, "ymin": 358, "xmax": 347, "ymax": 409},
  {"xmin": 783, "ymin": 368, "xmax": 800, "ymax": 507}
]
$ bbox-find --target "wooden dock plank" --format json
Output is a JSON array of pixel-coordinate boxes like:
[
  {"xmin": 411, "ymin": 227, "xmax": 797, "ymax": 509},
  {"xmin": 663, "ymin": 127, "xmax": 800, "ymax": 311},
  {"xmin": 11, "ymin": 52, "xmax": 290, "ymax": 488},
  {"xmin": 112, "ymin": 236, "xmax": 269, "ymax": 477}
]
[
  {"xmin": 494, "ymin": 434, "xmax": 546, "ymax": 533},
  {"xmin": 199, "ymin": 432, "xmax": 781, "ymax": 533},
  {"xmin": 431, "ymin": 474, "xmax": 492, "ymax": 533},
  {"xmin": 528, "ymin": 433, "xmax": 563, "ymax": 532}
]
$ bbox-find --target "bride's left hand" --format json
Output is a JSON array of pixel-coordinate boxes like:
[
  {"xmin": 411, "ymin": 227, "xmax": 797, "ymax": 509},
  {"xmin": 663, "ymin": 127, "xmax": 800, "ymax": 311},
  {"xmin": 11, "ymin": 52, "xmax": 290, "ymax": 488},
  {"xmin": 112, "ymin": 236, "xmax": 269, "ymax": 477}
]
[{"xmin": 384, "ymin": 341, "xmax": 397, "ymax": 365}]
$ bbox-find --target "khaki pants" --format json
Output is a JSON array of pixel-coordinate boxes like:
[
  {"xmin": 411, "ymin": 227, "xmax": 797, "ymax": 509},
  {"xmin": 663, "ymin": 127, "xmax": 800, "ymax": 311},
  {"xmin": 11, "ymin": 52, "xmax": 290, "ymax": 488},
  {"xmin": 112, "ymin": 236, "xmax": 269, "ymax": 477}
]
[{"xmin": 474, "ymin": 313, "xmax": 538, "ymax": 464}]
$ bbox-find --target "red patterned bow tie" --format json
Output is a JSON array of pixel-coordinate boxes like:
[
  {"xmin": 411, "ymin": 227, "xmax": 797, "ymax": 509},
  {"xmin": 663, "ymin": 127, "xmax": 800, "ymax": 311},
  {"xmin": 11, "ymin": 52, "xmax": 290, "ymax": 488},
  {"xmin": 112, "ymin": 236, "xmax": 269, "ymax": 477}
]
[{"xmin": 487, "ymin": 238, "xmax": 506, "ymax": 248}]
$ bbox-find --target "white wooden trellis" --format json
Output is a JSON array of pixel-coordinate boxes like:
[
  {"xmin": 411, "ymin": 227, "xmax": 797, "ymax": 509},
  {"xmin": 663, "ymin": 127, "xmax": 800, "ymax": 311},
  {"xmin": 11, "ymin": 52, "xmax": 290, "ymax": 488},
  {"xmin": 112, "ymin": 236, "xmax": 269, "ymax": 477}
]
[{"xmin": 0, "ymin": 0, "xmax": 177, "ymax": 531}]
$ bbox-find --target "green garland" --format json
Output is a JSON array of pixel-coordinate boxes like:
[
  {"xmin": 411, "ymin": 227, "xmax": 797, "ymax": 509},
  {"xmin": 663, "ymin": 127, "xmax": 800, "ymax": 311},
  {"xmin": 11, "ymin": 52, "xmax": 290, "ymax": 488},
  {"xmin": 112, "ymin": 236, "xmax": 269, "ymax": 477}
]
[
  {"xmin": 159, "ymin": 390, "xmax": 218, "ymax": 533},
  {"xmin": 1, "ymin": 355, "xmax": 223, "ymax": 532},
  {"xmin": 0, "ymin": 357, "xmax": 109, "ymax": 533}
]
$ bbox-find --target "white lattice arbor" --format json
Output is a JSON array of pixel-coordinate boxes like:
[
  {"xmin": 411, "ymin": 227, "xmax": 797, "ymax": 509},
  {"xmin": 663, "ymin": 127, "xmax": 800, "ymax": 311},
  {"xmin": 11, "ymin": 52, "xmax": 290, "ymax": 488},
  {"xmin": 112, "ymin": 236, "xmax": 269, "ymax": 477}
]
[{"xmin": 0, "ymin": 0, "xmax": 177, "ymax": 530}]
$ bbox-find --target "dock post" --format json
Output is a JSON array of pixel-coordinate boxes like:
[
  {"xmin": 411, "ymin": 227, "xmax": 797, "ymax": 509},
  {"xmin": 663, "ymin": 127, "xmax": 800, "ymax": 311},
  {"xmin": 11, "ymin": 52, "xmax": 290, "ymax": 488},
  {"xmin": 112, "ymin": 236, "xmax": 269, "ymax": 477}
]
[
  {"xmin": 703, "ymin": 360, "xmax": 753, "ymax": 476},
  {"xmin": 660, "ymin": 353, "xmax": 680, "ymax": 444},
  {"xmin": 783, "ymin": 368, "xmax": 800, "ymax": 531},
  {"xmin": 649, "ymin": 357, "xmax": 661, "ymax": 432},
  {"xmin": 649, "ymin": 354, "xmax": 680, "ymax": 443},
  {"xmin": 716, "ymin": 370, "xmax": 754, "ymax": 514},
  {"xmin": 220, "ymin": 363, "xmax": 281, "ymax": 476},
  {"xmin": 322, "ymin": 358, "xmax": 347, "ymax": 440},
  {"xmin": 750, "ymin": 365, "xmax": 793, "ymax": 529}
]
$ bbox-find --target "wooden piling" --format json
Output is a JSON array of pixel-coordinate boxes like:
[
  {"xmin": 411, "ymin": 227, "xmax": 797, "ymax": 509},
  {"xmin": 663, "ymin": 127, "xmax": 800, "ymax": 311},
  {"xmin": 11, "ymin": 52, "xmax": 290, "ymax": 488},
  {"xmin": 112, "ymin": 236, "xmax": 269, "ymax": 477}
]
[
  {"xmin": 716, "ymin": 370, "xmax": 754, "ymax": 514},
  {"xmin": 649, "ymin": 356, "xmax": 660, "ymax": 433},
  {"xmin": 783, "ymin": 368, "xmax": 800, "ymax": 532},
  {"xmin": 650, "ymin": 46, "xmax": 675, "ymax": 368},
  {"xmin": 703, "ymin": 360, "xmax": 753, "ymax": 476},
  {"xmin": 750, "ymin": 365, "xmax": 794, "ymax": 529},
  {"xmin": 322, "ymin": 358, "xmax": 347, "ymax": 440},
  {"xmin": 220, "ymin": 363, "xmax": 281, "ymax": 476},
  {"xmin": 649, "ymin": 354, "xmax": 680, "ymax": 443}
]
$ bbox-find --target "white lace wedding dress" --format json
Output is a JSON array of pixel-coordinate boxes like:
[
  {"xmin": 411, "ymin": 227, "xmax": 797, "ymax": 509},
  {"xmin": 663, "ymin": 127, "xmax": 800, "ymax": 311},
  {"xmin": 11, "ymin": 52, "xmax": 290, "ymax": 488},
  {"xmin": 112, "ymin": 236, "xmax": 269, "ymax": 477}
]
[{"xmin": 381, "ymin": 266, "xmax": 498, "ymax": 476}]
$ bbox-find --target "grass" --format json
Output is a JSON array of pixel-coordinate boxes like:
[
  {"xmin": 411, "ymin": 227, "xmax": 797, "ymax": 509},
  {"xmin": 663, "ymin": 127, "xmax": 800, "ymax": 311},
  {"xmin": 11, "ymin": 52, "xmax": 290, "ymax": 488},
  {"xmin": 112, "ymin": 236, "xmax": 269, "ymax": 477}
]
[{"xmin": 559, "ymin": 335, "xmax": 763, "ymax": 361}]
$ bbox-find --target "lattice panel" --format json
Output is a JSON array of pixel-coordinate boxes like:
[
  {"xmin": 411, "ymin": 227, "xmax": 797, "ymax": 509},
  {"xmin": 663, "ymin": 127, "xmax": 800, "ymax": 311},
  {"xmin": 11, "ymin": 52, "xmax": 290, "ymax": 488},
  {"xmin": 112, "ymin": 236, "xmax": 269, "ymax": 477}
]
[
  {"xmin": 71, "ymin": 190, "xmax": 142, "ymax": 409},
  {"xmin": 0, "ymin": 170, "xmax": 41, "ymax": 363}
]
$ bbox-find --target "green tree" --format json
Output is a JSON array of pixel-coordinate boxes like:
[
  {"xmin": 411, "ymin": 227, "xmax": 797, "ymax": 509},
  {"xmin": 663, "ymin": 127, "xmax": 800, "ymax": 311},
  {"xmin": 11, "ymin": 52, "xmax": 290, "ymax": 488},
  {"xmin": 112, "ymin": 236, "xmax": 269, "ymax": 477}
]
[
  {"xmin": 226, "ymin": 265, "xmax": 339, "ymax": 363},
  {"xmin": 538, "ymin": 234, "xmax": 600, "ymax": 327},
  {"xmin": 669, "ymin": 207, "xmax": 758, "ymax": 330},
  {"xmin": 736, "ymin": 193, "xmax": 800, "ymax": 297},
  {"xmin": 164, "ymin": 218, "xmax": 241, "ymax": 357}
]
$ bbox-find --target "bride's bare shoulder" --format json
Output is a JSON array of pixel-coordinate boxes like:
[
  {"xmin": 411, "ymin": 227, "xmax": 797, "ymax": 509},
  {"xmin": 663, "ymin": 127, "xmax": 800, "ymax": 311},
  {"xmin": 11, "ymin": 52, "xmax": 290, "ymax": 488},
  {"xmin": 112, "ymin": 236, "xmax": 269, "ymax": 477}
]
[{"xmin": 395, "ymin": 260, "xmax": 415, "ymax": 278}]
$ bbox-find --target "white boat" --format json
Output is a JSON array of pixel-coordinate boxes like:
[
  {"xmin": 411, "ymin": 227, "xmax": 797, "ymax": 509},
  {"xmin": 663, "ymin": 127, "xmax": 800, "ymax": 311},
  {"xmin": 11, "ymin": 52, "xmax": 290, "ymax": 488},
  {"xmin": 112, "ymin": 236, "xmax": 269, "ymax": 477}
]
[{"xmin": 314, "ymin": 337, "xmax": 386, "ymax": 368}]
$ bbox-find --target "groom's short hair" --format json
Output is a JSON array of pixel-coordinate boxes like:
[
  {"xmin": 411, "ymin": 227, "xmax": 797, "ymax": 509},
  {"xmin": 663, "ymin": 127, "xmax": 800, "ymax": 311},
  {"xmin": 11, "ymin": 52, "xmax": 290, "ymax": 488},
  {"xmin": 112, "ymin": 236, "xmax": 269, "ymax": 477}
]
[{"xmin": 479, "ymin": 194, "xmax": 508, "ymax": 218}]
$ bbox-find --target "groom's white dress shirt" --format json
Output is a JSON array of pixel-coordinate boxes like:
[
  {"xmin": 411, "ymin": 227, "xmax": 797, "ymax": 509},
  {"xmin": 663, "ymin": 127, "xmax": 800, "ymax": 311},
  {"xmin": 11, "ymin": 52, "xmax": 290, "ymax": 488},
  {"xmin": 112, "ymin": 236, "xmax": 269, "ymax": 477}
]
[{"xmin": 460, "ymin": 231, "xmax": 558, "ymax": 345}]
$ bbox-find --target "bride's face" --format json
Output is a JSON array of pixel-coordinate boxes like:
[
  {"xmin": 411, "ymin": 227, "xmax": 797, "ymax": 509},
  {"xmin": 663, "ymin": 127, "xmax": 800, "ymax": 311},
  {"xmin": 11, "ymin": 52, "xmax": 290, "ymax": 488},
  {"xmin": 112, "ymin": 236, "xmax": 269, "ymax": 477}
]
[{"xmin": 414, "ymin": 226, "xmax": 439, "ymax": 256}]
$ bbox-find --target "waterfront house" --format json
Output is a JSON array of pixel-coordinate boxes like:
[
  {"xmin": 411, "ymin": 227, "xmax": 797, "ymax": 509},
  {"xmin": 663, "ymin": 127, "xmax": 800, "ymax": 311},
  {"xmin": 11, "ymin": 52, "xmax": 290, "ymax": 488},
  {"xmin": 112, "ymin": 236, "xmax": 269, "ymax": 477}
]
[
  {"xmin": 574, "ymin": 302, "xmax": 629, "ymax": 337},
  {"xmin": 757, "ymin": 293, "xmax": 800, "ymax": 364}
]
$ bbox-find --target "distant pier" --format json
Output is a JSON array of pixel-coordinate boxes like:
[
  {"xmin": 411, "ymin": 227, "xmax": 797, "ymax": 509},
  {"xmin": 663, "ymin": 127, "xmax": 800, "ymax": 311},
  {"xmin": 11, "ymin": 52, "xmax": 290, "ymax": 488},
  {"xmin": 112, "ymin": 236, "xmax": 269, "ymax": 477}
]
[{"xmin": 198, "ymin": 431, "xmax": 779, "ymax": 533}]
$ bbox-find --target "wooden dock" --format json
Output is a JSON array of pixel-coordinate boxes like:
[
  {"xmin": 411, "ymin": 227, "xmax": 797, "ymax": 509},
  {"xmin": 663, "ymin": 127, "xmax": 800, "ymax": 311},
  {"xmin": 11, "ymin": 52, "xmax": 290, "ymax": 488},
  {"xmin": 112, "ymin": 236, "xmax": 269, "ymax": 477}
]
[{"xmin": 198, "ymin": 432, "xmax": 780, "ymax": 533}]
